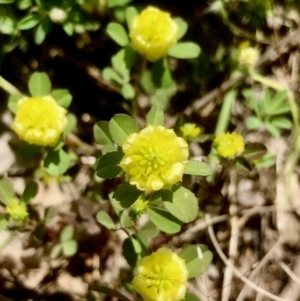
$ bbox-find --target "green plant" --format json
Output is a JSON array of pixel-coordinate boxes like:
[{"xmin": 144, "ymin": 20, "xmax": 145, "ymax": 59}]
[
  {"xmin": 50, "ymin": 225, "xmax": 78, "ymax": 258},
  {"xmin": 243, "ymin": 88, "xmax": 292, "ymax": 137}
]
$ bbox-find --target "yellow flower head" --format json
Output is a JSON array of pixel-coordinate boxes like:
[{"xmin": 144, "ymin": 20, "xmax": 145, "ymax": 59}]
[
  {"xmin": 12, "ymin": 96, "xmax": 68, "ymax": 147},
  {"xmin": 214, "ymin": 132, "xmax": 245, "ymax": 159},
  {"xmin": 129, "ymin": 6, "xmax": 179, "ymax": 62},
  {"xmin": 6, "ymin": 199, "xmax": 29, "ymax": 223},
  {"xmin": 237, "ymin": 41, "xmax": 259, "ymax": 69},
  {"xmin": 130, "ymin": 194, "xmax": 148, "ymax": 219},
  {"xmin": 119, "ymin": 125, "xmax": 189, "ymax": 191},
  {"xmin": 132, "ymin": 247, "xmax": 188, "ymax": 301},
  {"xmin": 180, "ymin": 123, "xmax": 201, "ymax": 140}
]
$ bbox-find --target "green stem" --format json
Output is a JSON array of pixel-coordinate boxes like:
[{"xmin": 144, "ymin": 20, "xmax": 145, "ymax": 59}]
[
  {"xmin": 0, "ymin": 76, "xmax": 20, "ymax": 95},
  {"xmin": 214, "ymin": 89, "xmax": 237, "ymax": 135},
  {"xmin": 207, "ymin": 90, "xmax": 237, "ymax": 181}
]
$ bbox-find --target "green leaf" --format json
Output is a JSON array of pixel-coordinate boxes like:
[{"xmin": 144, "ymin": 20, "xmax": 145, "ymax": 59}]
[
  {"xmin": 50, "ymin": 244, "xmax": 62, "ymax": 259},
  {"xmin": 52, "ymin": 89, "xmax": 72, "ymax": 108},
  {"xmin": 0, "ymin": 0, "xmax": 15, "ymax": 3},
  {"xmin": 112, "ymin": 47, "xmax": 136, "ymax": 80},
  {"xmin": 64, "ymin": 113, "xmax": 77, "ymax": 135},
  {"xmin": 150, "ymin": 82, "xmax": 177, "ymax": 109},
  {"xmin": 60, "ymin": 225, "xmax": 74, "ymax": 241},
  {"xmin": 106, "ymin": 22, "xmax": 129, "ymax": 47},
  {"xmin": 122, "ymin": 236, "xmax": 143, "ymax": 267},
  {"xmin": 17, "ymin": 0, "xmax": 32, "ymax": 10},
  {"xmin": 28, "ymin": 72, "xmax": 51, "ymax": 97},
  {"xmin": 113, "ymin": 183, "xmax": 142, "ymax": 208},
  {"xmin": 173, "ymin": 17, "xmax": 188, "ymax": 39},
  {"xmin": 93, "ymin": 121, "xmax": 113, "ymax": 145},
  {"xmin": 126, "ymin": 6, "xmax": 138, "ymax": 31},
  {"xmin": 109, "ymin": 114, "xmax": 139, "ymax": 145},
  {"xmin": 247, "ymin": 116, "xmax": 262, "ymax": 130},
  {"xmin": 265, "ymin": 121, "xmax": 280, "ymax": 137},
  {"xmin": 168, "ymin": 42, "xmax": 201, "ymax": 59},
  {"xmin": 35, "ymin": 18, "xmax": 51, "ymax": 45},
  {"xmin": 261, "ymin": 88, "xmax": 272, "ymax": 113},
  {"xmin": 254, "ymin": 152, "xmax": 276, "ymax": 168},
  {"xmin": 19, "ymin": 142, "xmax": 41, "ymax": 161},
  {"xmin": 184, "ymin": 160, "xmax": 212, "ymax": 176},
  {"xmin": 44, "ymin": 206, "xmax": 57, "ymax": 224},
  {"xmin": 243, "ymin": 143, "xmax": 267, "ymax": 161},
  {"xmin": 137, "ymin": 220, "xmax": 160, "ymax": 247},
  {"xmin": 107, "ymin": 0, "xmax": 132, "ymax": 8},
  {"xmin": 109, "ymin": 193, "xmax": 124, "ymax": 213},
  {"xmin": 0, "ymin": 218, "xmax": 8, "ymax": 232},
  {"xmin": 62, "ymin": 239, "xmax": 78, "ymax": 257},
  {"xmin": 266, "ymin": 90, "xmax": 289, "ymax": 115},
  {"xmin": 21, "ymin": 181, "xmax": 38, "ymax": 204},
  {"xmin": 147, "ymin": 206, "xmax": 181, "ymax": 234},
  {"xmin": 44, "ymin": 149, "xmax": 70, "ymax": 177},
  {"xmin": 146, "ymin": 105, "xmax": 164, "ymax": 126},
  {"xmin": 103, "ymin": 67, "xmax": 124, "ymax": 85},
  {"xmin": 182, "ymin": 293, "xmax": 201, "ymax": 301},
  {"xmin": 161, "ymin": 185, "xmax": 198, "ymax": 223},
  {"xmin": 96, "ymin": 211, "xmax": 117, "ymax": 230},
  {"xmin": 17, "ymin": 14, "xmax": 42, "ymax": 30},
  {"xmin": 140, "ymin": 70, "xmax": 155, "ymax": 94},
  {"xmin": 63, "ymin": 22, "xmax": 74, "ymax": 36},
  {"xmin": 152, "ymin": 58, "xmax": 173, "ymax": 88},
  {"xmin": 179, "ymin": 244, "xmax": 213, "ymax": 278},
  {"xmin": 121, "ymin": 83, "xmax": 135, "ymax": 99},
  {"xmin": 0, "ymin": 15, "xmax": 15, "ymax": 34},
  {"xmin": 0, "ymin": 179, "xmax": 14, "ymax": 206},
  {"xmin": 234, "ymin": 156, "xmax": 252, "ymax": 172},
  {"xmin": 8, "ymin": 94, "xmax": 23, "ymax": 113},
  {"xmin": 102, "ymin": 142, "xmax": 117, "ymax": 154},
  {"xmin": 270, "ymin": 116, "xmax": 292, "ymax": 129},
  {"xmin": 95, "ymin": 151, "xmax": 123, "ymax": 178}
]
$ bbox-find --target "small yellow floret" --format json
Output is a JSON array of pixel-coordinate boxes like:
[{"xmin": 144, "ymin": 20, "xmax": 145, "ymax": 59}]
[
  {"xmin": 119, "ymin": 125, "xmax": 189, "ymax": 191},
  {"xmin": 6, "ymin": 199, "xmax": 29, "ymax": 223},
  {"xmin": 237, "ymin": 41, "xmax": 259, "ymax": 69},
  {"xmin": 12, "ymin": 96, "xmax": 68, "ymax": 147},
  {"xmin": 132, "ymin": 247, "xmax": 188, "ymax": 301},
  {"xmin": 129, "ymin": 6, "xmax": 179, "ymax": 62},
  {"xmin": 130, "ymin": 194, "xmax": 148, "ymax": 218},
  {"xmin": 180, "ymin": 123, "xmax": 201, "ymax": 140},
  {"xmin": 214, "ymin": 132, "xmax": 245, "ymax": 159}
]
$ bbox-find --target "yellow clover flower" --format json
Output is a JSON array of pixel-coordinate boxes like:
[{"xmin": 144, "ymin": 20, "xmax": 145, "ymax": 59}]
[
  {"xmin": 6, "ymin": 199, "xmax": 29, "ymax": 223},
  {"xmin": 12, "ymin": 96, "xmax": 68, "ymax": 147},
  {"xmin": 237, "ymin": 41, "xmax": 259, "ymax": 69},
  {"xmin": 180, "ymin": 123, "xmax": 201, "ymax": 140},
  {"xmin": 132, "ymin": 247, "xmax": 188, "ymax": 301},
  {"xmin": 213, "ymin": 132, "xmax": 245, "ymax": 159},
  {"xmin": 119, "ymin": 125, "xmax": 189, "ymax": 191},
  {"xmin": 129, "ymin": 6, "xmax": 179, "ymax": 62}
]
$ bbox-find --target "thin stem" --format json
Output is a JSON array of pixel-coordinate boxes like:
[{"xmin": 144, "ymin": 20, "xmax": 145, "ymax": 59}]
[
  {"xmin": 90, "ymin": 284, "xmax": 135, "ymax": 301},
  {"xmin": 0, "ymin": 76, "xmax": 21, "ymax": 95}
]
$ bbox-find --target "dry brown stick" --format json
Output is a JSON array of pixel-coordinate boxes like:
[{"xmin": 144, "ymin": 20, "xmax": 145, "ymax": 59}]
[
  {"xmin": 236, "ymin": 239, "xmax": 283, "ymax": 301},
  {"xmin": 206, "ymin": 214, "xmax": 288, "ymax": 301},
  {"xmin": 279, "ymin": 261, "xmax": 300, "ymax": 286},
  {"xmin": 279, "ymin": 258, "xmax": 300, "ymax": 301},
  {"xmin": 221, "ymin": 171, "xmax": 239, "ymax": 301}
]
